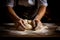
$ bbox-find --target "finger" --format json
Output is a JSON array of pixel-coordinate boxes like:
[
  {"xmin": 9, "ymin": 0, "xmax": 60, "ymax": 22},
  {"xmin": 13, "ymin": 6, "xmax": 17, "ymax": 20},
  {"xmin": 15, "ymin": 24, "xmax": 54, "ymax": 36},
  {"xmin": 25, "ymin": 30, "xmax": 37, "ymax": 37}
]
[
  {"xmin": 37, "ymin": 21, "xmax": 43, "ymax": 28},
  {"xmin": 15, "ymin": 22, "xmax": 25, "ymax": 31},
  {"xmin": 35, "ymin": 21, "xmax": 42, "ymax": 30},
  {"xmin": 33, "ymin": 19, "xmax": 39, "ymax": 27},
  {"xmin": 19, "ymin": 20, "xmax": 26, "ymax": 29},
  {"xmin": 32, "ymin": 20, "xmax": 35, "ymax": 27},
  {"xmin": 18, "ymin": 26, "xmax": 25, "ymax": 31},
  {"xmin": 32, "ymin": 20, "xmax": 37, "ymax": 30},
  {"xmin": 35, "ymin": 20, "xmax": 38, "ymax": 28}
]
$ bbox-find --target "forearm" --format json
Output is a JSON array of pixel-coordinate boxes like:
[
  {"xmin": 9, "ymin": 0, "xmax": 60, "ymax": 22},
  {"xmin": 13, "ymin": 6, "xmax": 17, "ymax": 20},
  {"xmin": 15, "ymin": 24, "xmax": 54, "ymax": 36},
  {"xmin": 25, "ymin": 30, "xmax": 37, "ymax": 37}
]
[
  {"xmin": 7, "ymin": 6, "xmax": 20, "ymax": 21},
  {"xmin": 35, "ymin": 5, "xmax": 47, "ymax": 20}
]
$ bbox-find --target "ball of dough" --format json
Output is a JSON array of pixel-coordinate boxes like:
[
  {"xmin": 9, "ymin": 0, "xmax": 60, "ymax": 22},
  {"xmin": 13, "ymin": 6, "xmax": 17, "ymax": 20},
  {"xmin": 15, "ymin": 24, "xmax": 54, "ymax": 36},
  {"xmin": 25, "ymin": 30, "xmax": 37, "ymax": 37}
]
[
  {"xmin": 24, "ymin": 19, "xmax": 28, "ymax": 24},
  {"xmin": 24, "ymin": 19, "xmax": 32, "ymax": 30},
  {"xmin": 27, "ymin": 20, "xmax": 32, "ymax": 24},
  {"xmin": 25, "ymin": 24, "xmax": 32, "ymax": 30}
]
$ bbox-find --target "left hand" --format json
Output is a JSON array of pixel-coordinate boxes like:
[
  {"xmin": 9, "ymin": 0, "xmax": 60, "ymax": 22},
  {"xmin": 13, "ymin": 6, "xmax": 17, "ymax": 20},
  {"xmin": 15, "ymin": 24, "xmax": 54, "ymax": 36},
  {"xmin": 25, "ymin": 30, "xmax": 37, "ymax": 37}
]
[{"xmin": 32, "ymin": 18, "xmax": 43, "ymax": 30}]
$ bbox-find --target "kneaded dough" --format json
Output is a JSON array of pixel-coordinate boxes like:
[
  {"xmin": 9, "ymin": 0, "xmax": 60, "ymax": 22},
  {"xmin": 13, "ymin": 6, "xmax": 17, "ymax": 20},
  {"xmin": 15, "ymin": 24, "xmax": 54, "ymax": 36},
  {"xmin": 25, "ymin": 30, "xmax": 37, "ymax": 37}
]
[
  {"xmin": 23, "ymin": 19, "xmax": 49, "ymax": 34},
  {"xmin": 24, "ymin": 24, "xmax": 32, "ymax": 30},
  {"xmin": 27, "ymin": 20, "xmax": 32, "ymax": 24},
  {"xmin": 24, "ymin": 19, "xmax": 32, "ymax": 30}
]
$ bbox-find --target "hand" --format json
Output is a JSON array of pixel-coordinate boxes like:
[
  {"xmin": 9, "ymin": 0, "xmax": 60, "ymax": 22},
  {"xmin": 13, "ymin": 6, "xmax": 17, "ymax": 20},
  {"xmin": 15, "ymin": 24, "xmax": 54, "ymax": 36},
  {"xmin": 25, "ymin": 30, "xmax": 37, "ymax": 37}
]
[
  {"xmin": 32, "ymin": 18, "xmax": 43, "ymax": 30},
  {"xmin": 15, "ymin": 18, "xmax": 26, "ymax": 31}
]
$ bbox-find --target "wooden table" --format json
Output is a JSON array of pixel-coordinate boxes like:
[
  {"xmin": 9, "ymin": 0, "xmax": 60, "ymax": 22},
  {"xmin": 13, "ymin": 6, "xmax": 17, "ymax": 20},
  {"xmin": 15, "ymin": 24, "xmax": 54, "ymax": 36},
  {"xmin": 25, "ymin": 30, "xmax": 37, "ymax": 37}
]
[{"xmin": 0, "ymin": 23, "xmax": 60, "ymax": 37}]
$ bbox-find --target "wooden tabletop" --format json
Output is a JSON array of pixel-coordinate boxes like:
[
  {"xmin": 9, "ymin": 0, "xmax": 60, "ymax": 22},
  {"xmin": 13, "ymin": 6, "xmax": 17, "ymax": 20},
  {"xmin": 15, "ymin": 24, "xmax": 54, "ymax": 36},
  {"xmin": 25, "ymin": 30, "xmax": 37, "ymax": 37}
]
[{"xmin": 0, "ymin": 23, "xmax": 60, "ymax": 37}]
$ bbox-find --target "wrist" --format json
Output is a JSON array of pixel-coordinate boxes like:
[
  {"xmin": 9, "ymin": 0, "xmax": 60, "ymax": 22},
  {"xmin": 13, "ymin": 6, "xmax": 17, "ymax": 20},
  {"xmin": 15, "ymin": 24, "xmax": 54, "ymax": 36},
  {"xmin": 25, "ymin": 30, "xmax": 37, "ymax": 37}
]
[
  {"xmin": 35, "ymin": 15, "xmax": 42, "ymax": 20},
  {"xmin": 34, "ymin": 16, "xmax": 40, "ymax": 20},
  {"xmin": 14, "ymin": 18, "xmax": 21, "ymax": 23}
]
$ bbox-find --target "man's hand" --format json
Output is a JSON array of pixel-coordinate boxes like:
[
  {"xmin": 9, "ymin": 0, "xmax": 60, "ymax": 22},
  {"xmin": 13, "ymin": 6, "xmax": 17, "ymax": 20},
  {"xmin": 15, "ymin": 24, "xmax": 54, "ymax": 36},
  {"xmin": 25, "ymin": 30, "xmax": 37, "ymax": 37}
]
[
  {"xmin": 15, "ymin": 18, "xmax": 26, "ymax": 31},
  {"xmin": 32, "ymin": 5, "xmax": 47, "ymax": 30},
  {"xmin": 32, "ymin": 18, "xmax": 43, "ymax": 30}
]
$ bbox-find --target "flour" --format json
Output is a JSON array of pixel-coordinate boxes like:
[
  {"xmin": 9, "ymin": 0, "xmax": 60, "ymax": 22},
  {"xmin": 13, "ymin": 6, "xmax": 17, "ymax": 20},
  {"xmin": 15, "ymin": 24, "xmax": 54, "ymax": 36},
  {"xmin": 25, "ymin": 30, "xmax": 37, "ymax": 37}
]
[{"xmin": 16, "ymin": 19, "xmax": 49, "ymax": 35}]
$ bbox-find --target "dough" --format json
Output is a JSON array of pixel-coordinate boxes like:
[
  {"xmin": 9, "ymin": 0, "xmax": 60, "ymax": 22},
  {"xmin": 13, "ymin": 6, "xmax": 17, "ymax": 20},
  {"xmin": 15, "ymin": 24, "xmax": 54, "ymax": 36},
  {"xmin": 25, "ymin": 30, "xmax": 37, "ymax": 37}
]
[
  {"xmin": 24, "ymin": 19, "xmax": 32, "ymax": 30},
  {"xmin": 23, "ymin": 19, "xmax": 49, "ymax": 34},
  {"xmin": 24, "ymin": 24, "xmax": 32, "ymax": 30},
  {"xmin": 27, "ymin": 20, "xmax": 32, "ymax": 24}
]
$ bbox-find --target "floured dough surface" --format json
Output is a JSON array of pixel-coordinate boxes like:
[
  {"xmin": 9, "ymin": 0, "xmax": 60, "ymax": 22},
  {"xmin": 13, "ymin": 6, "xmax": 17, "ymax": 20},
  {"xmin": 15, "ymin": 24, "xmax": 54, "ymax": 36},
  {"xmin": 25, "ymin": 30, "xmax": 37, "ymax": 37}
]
[
  {"xmin": 7, "ymin": 26, "xmax": 49, "ymax": 35},
  {"xmin": 15, "ymin": 19, "xmax": 50, "ymax": 35},
  {"xmin": 23, "ymin": 19, "xmax": 49, "ymax": 35},
  {"xmin": 24, "ymin": 26, "xmax": 49, "ymax": 35},
  {"xmin": 23, "ymin": 19, "xmax": 32, "ymax": 30}
]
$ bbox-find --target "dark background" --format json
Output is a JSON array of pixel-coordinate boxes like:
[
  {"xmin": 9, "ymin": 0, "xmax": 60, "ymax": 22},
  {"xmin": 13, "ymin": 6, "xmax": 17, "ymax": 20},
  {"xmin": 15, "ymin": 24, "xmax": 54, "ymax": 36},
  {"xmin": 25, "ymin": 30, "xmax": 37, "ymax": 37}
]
[
  {"xmin": 41, "ymin": 0, "xmax": 60, "ymax": 23},
  {"xmin": 0, "ymin": 0, "xmax": 60, "ymax": 23}
]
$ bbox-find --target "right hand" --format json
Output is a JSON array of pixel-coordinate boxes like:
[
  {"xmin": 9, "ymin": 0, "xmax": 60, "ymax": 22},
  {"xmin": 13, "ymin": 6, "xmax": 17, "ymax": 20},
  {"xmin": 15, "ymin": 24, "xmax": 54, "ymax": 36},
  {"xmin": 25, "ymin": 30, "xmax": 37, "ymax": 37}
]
[{"xmin": 15, "ymin": 18, "xmax": 26, "ymax": 31}]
